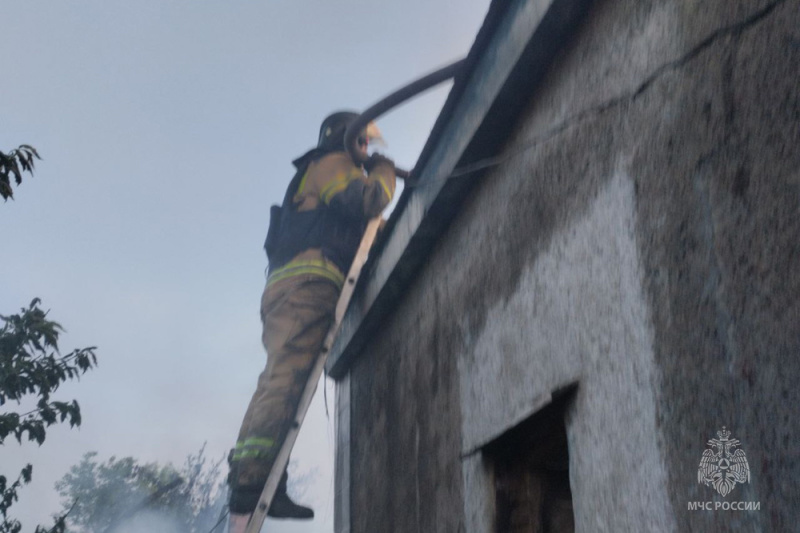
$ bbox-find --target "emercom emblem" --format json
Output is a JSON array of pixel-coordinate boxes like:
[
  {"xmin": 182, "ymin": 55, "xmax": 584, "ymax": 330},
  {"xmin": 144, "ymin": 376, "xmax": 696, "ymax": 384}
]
[{"xmin": 698, "ymin": 427, "xmax": 750, "ymax": 497}]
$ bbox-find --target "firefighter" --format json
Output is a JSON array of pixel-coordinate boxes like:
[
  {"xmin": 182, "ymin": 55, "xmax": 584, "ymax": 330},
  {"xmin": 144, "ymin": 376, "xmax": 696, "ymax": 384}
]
[{"xmin": 227, "ymin": 111, "xmax": 396, "ymax": 531}]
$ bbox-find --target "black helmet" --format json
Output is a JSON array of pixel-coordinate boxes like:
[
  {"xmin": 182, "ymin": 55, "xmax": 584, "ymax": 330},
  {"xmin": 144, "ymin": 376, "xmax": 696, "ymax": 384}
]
[{"xmin": 317, "ymin": 111, "xmax": 359, "ymax": 151}]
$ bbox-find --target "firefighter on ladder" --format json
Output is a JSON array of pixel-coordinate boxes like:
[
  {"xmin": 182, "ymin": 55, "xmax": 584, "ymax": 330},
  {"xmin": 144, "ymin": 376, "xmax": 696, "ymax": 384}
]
[{"xmin": 227, "ymin": 111, "xmax": 396, "ymax": 532}]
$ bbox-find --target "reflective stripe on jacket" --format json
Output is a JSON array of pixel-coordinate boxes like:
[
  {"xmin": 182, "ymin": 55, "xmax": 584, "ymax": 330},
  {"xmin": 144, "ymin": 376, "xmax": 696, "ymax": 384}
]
[{"xmin": 266, "ymin": 257, "xmax": 345, "ymax": 290}]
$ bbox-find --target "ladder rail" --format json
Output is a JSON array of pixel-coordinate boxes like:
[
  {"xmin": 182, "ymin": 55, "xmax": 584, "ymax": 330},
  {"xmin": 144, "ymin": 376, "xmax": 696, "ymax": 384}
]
[{"xmin": 243, "ymin": 217, "xmax": 382, "ymax": 533}]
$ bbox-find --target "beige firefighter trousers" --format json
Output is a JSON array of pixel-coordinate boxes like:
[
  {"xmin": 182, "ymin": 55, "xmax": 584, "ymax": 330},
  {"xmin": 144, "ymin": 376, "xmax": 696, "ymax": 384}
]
[{"xmin": 229, "ymin": 274, "xmax": 340, "ymax": 489}]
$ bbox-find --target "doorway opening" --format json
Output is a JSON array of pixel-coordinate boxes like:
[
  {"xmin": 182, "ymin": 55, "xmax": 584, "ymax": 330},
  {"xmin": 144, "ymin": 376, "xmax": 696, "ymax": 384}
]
[{"xmin": 483, "ymin": 389, "xmax": 576, "ymax": 533}]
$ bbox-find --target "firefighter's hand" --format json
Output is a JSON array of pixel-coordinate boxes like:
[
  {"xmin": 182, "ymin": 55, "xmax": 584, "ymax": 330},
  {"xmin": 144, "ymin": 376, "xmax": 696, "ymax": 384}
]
[{"xmin": 364, "ymin": 152, "xmax": 395, "ymax": 173}]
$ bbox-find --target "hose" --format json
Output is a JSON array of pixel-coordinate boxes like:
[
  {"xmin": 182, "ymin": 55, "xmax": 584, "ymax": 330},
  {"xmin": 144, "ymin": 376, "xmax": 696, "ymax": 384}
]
[{"xmin": 345, "ymin": 58, "xmax": 466, "ymax": 184}]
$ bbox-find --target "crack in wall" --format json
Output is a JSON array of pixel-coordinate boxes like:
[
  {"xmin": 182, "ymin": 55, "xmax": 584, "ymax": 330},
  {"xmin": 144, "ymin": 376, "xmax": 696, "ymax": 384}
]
[
  {"xmin": 443, "ymin": 0, "xmax": 788, "ymax": 181},
  {"xmin": 632, "ymin": 0, "xmax": 784, "ymax": 99}
]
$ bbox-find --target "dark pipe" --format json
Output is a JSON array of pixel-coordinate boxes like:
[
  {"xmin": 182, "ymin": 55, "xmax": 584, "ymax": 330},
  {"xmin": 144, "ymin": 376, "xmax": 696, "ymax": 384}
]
[{"xmin": 345, "ymin": 58, "xmax": 466, "ymax": 184}]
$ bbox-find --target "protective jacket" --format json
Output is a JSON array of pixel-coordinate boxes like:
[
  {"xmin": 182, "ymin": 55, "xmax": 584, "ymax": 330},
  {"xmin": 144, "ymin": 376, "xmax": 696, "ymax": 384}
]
[{"xmin": 264, "ymin": 150, "xmax": 395, "ymax": 288}]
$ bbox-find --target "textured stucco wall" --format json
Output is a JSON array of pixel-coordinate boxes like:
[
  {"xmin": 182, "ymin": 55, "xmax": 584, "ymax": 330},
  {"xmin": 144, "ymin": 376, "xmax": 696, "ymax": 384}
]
[
  {"xmin": 456, "ymin": 173, "xmax": 674, "ymax": 532},
  {"xmin": 348, "ymin": 259, "xmax": 467, "ymax": 533},
  {"xmin": 343, "ymin": 0, "xmax": 799, "ymax": 531}
]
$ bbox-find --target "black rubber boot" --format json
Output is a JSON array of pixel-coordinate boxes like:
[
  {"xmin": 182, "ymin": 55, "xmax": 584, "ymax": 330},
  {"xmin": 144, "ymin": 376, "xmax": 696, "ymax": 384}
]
[{"xmin": 267, "ymin": 471, "xmax": 314, "ymax": 520}]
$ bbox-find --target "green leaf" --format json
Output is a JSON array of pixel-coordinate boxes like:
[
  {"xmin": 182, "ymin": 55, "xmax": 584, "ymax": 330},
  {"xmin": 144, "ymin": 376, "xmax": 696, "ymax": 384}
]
[{"xmin": 20, "ymin": 466, "xmax": 32, "ymax": 484}]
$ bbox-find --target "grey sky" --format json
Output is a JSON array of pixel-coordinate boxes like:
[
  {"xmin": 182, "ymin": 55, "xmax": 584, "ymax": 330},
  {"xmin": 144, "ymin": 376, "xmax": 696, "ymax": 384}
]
[{"xmin": 1, "ymin": 1, "xmax": 489, "ymax": 531}]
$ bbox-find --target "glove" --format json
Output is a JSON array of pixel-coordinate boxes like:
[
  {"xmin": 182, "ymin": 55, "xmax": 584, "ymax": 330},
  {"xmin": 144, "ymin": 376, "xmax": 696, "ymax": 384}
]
[{"xmin": 364, "ymin": 152, "xmax": 395, "ymax": 173}]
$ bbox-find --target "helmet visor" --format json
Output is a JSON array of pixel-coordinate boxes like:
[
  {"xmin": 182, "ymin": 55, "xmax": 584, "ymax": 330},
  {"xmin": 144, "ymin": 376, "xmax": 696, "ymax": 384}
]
[{"xmin": 361, "ymin": 121, "xmax": 386, "ymax": 149}]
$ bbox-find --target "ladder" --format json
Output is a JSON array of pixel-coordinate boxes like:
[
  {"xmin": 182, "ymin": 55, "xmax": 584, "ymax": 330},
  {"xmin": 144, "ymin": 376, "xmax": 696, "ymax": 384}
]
[{"xmin": 243, "ymin": 217, "xmax": 382, "ymax": 533}]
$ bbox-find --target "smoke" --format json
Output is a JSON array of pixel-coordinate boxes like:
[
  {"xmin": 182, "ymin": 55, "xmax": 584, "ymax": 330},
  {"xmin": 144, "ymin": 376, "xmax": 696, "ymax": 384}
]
[
  {"xmin": 97, "ymin": 495, "xmax": 228, "ymax": 533},
  {"xmin": 53, "ymin": 447, "xmax": 229, "ymax": 533},
  {"xmin": 107, "ymin": 510, "xmax": 184, "ymax": 533}
]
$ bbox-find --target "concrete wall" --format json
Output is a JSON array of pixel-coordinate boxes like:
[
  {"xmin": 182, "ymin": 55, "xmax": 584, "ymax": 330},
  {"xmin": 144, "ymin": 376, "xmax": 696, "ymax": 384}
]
[{"xmin": 342, "ymin": 0, "xmax": 799, "ymax": 531}]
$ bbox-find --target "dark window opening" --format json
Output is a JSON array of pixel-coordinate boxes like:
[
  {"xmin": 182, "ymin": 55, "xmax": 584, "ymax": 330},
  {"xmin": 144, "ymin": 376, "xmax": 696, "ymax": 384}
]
[{"xmin": 484, "ymin": 389, "xmax": 576, "ymax": 533}]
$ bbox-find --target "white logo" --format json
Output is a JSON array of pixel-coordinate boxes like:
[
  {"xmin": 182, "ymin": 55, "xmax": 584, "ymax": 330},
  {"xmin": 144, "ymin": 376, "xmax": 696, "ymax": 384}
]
[{"xmin": 698, "ymin": 427, "xmax": 750, "ymax": 497}]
